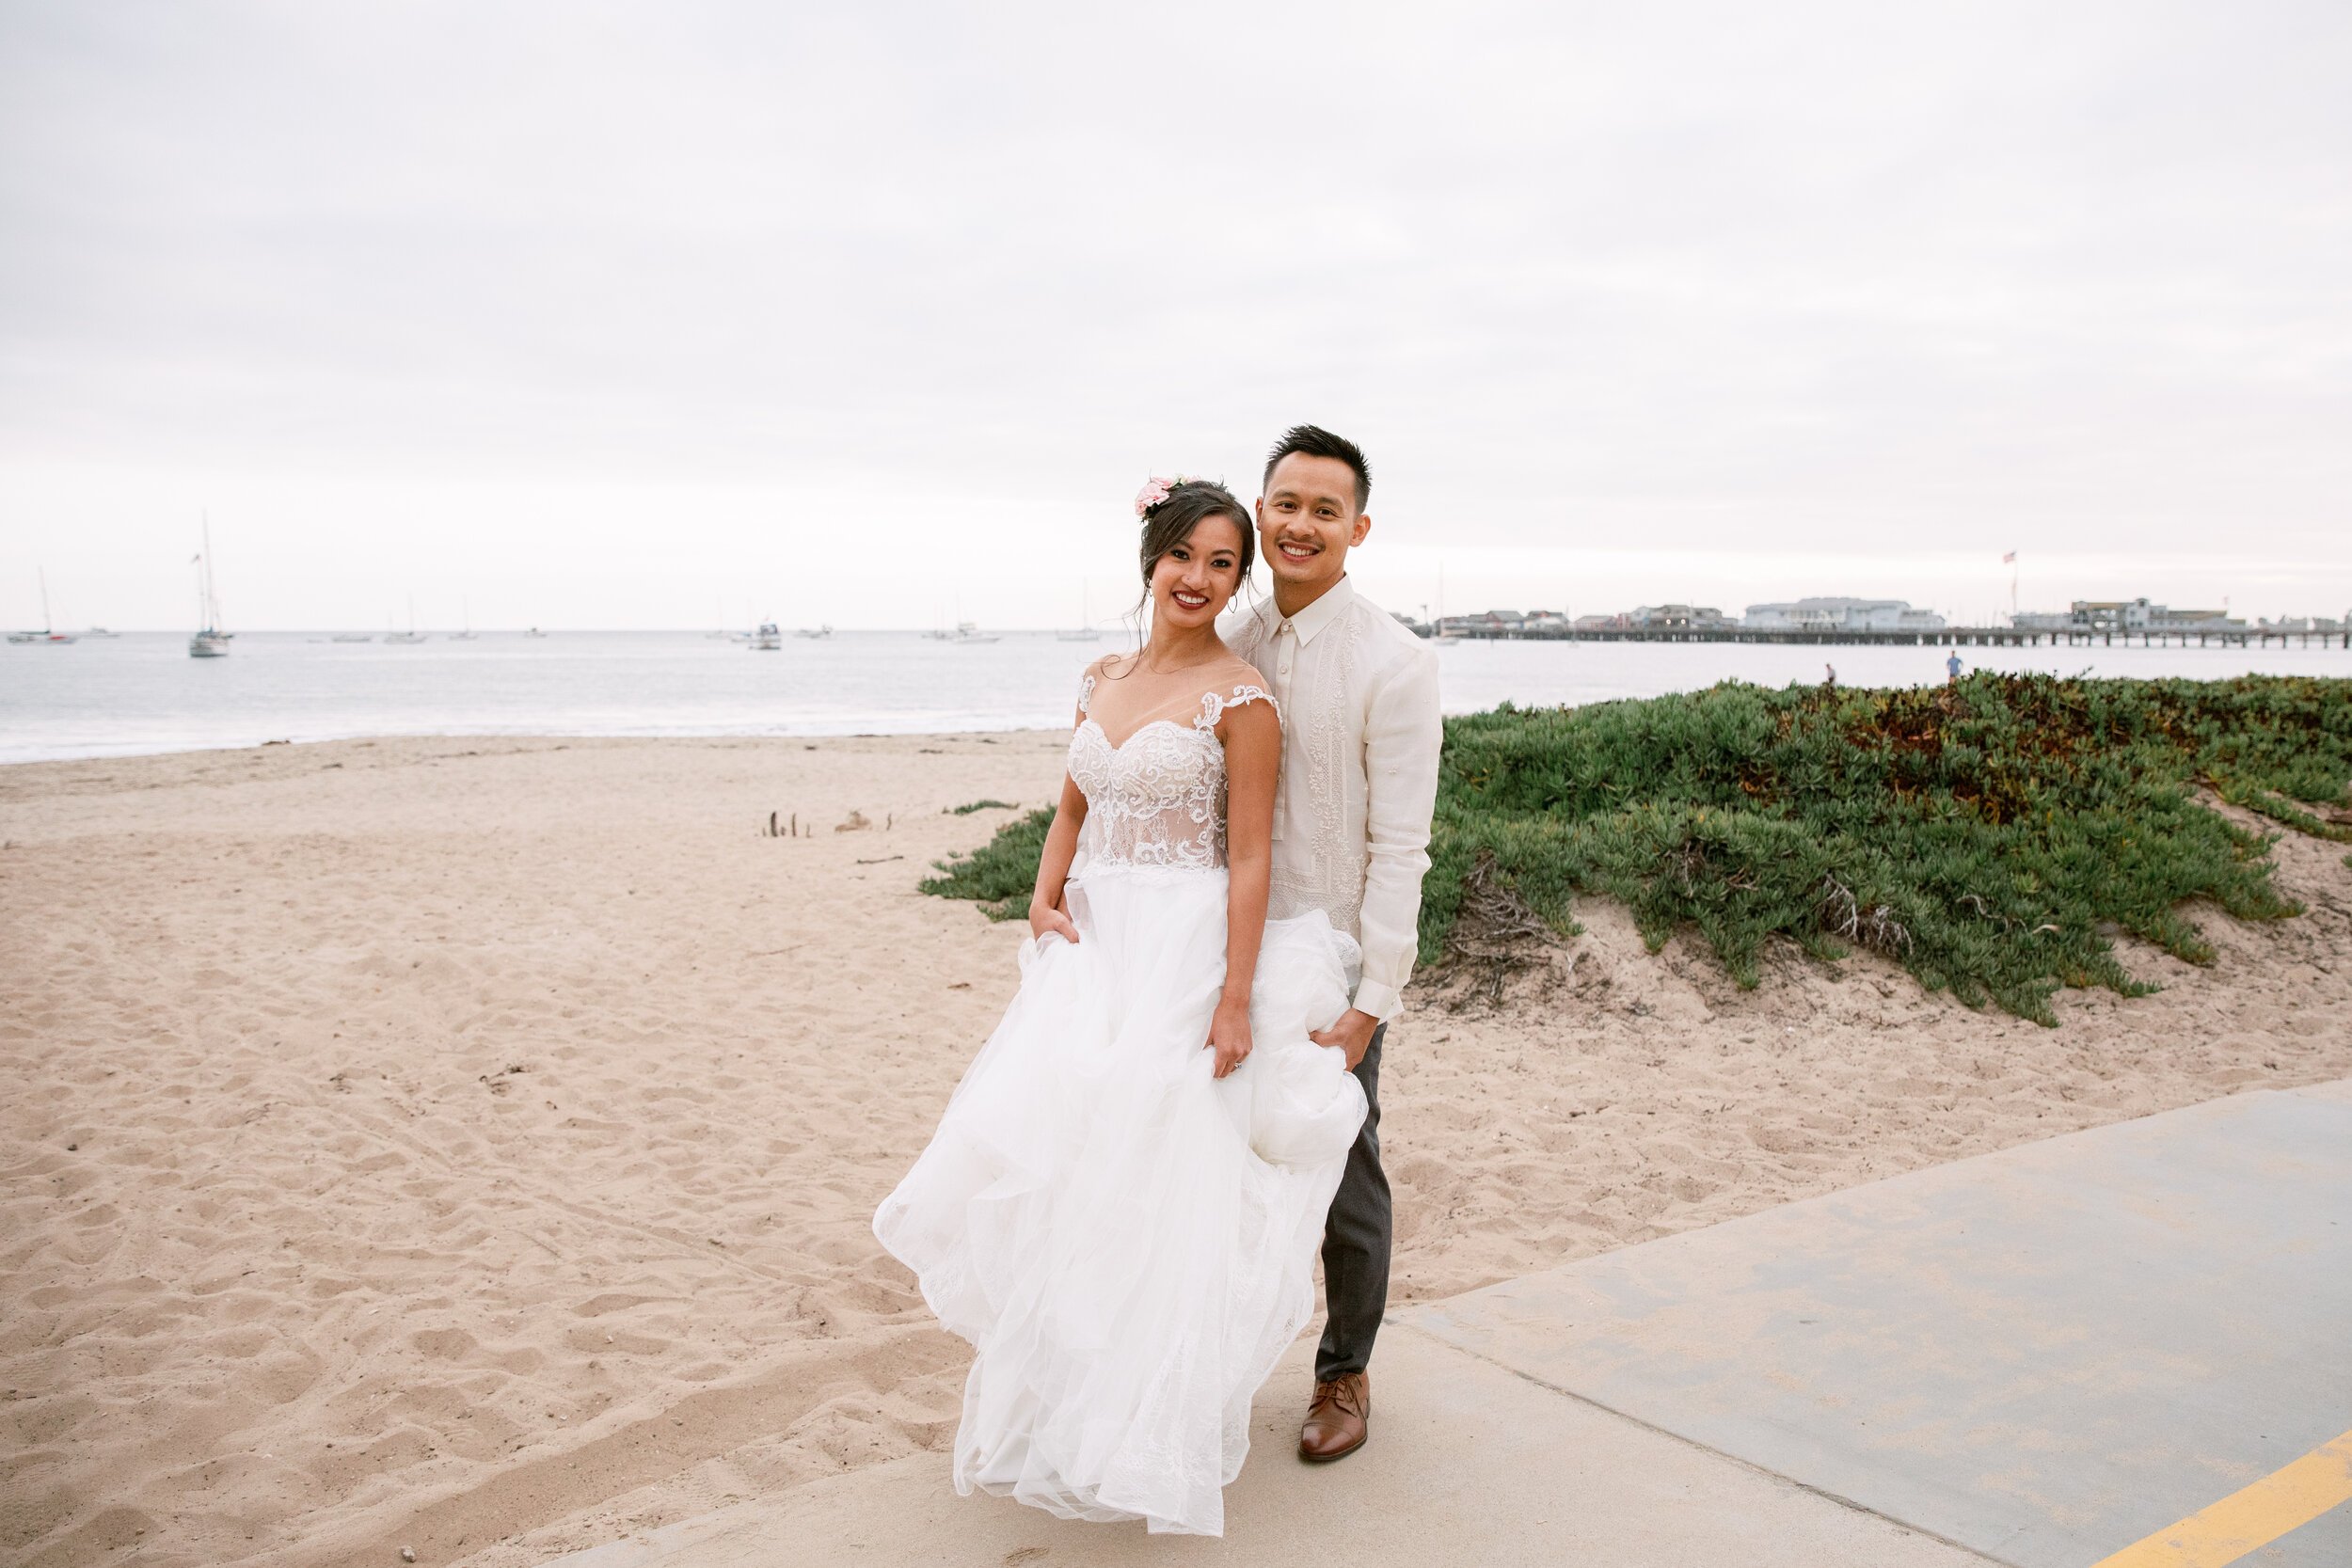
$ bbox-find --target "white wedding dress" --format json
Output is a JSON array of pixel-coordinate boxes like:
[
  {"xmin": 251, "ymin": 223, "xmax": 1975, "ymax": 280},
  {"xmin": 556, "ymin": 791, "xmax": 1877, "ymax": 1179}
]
[{"xmin": 873, "ymin": 677, "xmax": 1370, "ymax": 1537}]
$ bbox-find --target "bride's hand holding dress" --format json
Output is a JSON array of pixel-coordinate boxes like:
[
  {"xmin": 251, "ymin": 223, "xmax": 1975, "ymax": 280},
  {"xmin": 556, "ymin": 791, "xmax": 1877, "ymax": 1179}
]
[{"xmin": 1024, "ymin": 705, "xmax": 1089, "ymax": 951}]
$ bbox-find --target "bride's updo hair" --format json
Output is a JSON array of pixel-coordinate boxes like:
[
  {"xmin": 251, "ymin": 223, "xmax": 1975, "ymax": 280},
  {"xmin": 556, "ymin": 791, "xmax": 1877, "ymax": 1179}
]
[
  {"xmin": 1108, "ymin": 479, "xmax": 1256, "ymax": 664},
  {"xmin": 1137, "ymin": 480, "xmax": 1255, "ymax": 591}
]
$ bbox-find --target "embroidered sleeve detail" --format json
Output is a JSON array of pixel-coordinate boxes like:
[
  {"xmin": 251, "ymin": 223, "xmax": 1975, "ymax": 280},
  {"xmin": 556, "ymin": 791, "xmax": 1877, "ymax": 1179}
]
[
  {"xmin": 1229, "ymin": 682, "xmax": 1279, "ymax": 718},
  {"xmin": 1077, "ymin": 673, "xmax": 1097, "ymax": 715},
  {"xmin": 1195, "ymin": 683, "xmax": 1280, "ymax": 731}
]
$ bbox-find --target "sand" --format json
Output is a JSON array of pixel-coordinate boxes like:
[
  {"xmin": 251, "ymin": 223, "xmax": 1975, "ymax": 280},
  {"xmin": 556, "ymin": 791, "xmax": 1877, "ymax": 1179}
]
[{"xmin": 2, "ymin": 733, "xmax": 2346, "ymax": 1568}]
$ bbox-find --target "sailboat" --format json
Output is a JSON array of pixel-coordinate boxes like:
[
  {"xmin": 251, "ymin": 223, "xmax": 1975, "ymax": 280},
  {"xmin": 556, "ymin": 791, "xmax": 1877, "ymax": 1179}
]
[
  {"xmin": 1056, "ymin": 580, "xmax": 1101, "ymax": 641},
  {"xmin": 753, "ymin": 621, "xmax": 783, "ymax": 650},
  {"xmin": 796, "ymin": 624, "xmax": 833, "ymax": 639},
  {"xmin": 188, "ymin": 524, "xmax": 228, "ymax": 657},
  {"xmin": 10, "ymin": 568, "xmax": 79, "ymax": 643},
  {"xmin": 448, "ymin": 596, "xmax": 477, "ymax": 640},
  {"xmin": 1430, "ymin": 562, "xmax": 1462, "ymax": 644},
  {"xmin": 385, "ymin": 594, "xmax": 427, "ymax": 643}
]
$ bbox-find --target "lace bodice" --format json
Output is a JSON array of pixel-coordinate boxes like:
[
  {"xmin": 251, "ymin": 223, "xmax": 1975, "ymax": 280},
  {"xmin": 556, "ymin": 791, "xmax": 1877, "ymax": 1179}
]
[{"xmin": 1069, "ymin": 673, "xmax": 1278, "ymax": 873}]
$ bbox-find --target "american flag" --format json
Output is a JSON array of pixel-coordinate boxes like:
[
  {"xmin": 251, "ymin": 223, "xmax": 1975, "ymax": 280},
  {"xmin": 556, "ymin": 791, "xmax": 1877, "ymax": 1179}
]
[{"xmin": 2002, "ymin": 551, "xmax": 2016, "ymax": 563}]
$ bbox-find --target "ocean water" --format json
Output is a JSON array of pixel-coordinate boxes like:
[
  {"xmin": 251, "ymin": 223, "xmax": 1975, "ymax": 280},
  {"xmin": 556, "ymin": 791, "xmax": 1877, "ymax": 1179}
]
[{"xmin": 3, "ymin": 628, "xmax": 2346, "ymax": 766}]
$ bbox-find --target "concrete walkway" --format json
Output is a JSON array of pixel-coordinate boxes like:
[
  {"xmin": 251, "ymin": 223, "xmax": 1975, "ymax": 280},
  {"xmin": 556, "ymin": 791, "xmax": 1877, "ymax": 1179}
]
[
  {"xmin": 544, "ymin": 1081, "xmax": 2351, "ymax": 1568},
  {"xmin": 1411, "ymin": 1079, "xmax": 2352, "ymax": 1567}
]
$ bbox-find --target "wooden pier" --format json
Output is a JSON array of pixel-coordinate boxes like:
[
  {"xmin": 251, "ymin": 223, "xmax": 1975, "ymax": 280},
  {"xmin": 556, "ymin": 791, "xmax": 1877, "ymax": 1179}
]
[{"xmin": 1424, "ymin": 625, "xmax": 2350, "ymax": 650}]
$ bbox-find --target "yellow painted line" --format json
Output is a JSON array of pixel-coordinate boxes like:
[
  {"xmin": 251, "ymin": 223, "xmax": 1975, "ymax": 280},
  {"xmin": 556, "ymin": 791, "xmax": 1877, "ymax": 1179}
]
[{"xmin": 2090, "ymin": 1426, "xmax": 2352, "ymax": 1568}]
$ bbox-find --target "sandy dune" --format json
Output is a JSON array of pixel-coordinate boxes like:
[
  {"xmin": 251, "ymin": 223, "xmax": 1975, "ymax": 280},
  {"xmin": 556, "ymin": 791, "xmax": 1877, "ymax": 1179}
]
[{"xmin": 2, "ymin": 733, "xmax": 2345, "ymax": 1567}]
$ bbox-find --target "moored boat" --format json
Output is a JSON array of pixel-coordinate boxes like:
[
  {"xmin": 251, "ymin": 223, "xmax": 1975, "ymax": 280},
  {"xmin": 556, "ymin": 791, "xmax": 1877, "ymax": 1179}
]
[{"xmin": 189, "ymin": 525, "xmax": 228, "ymax": 657}]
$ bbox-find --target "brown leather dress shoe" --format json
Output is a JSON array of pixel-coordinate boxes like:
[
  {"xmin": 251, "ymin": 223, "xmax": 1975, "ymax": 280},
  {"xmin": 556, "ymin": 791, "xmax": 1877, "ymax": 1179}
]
[{"xmin": 1298, "ymin": 1370, "xmax": 1370, "ymax": 1462}]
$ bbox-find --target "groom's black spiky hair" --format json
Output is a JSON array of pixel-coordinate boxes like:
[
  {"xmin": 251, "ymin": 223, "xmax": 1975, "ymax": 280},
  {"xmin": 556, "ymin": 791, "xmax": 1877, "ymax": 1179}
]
[{"xmin": 1263, "ymin": 424, "xmax": 1371, "ymax": 515}]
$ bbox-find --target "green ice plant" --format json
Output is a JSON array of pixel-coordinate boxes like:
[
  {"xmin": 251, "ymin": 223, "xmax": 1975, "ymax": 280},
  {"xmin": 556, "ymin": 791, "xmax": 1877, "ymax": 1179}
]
[
  {"xmin": 922, "ymin": 805, "xmax": 1057, "ymax": 920},
  {"xmin": 923, "ymin": 674, "xmax": 2352, "ymax": 1025}
]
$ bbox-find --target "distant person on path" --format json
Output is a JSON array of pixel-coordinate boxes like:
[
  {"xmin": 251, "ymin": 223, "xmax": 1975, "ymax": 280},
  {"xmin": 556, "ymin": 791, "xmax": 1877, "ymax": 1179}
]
[{"xmin": 1947, "ymin": 651, "xmax": 1963, "ymax": 684}]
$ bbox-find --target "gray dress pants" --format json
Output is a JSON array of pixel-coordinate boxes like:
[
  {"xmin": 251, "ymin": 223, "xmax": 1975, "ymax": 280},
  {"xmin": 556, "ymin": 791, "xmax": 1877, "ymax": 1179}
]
[{"xmin": 1315, "ymin": 1021, "xmax": 1390, "ymax": 1383}]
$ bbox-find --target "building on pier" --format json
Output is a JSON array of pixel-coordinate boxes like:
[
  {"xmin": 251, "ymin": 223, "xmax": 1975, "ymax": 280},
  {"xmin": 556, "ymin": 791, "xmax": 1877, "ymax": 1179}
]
[
  {"xmin": 2015, "ymin": 598, "xmax": 2247, "ymax": 633},
  {"xmin": 1631, "ymin": 603, "xmax": 1733, "ymax": 631},
  {"xmin": 1742, "ymin": 597, "xmax": 1946, "ymax": 632}
]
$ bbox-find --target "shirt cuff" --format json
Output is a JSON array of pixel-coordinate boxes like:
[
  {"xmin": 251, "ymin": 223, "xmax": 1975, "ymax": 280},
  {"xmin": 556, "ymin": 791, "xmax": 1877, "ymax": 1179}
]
[{"xmin": 1350, "ymin": 977, "xmax": 1403, "ymax": 1022}]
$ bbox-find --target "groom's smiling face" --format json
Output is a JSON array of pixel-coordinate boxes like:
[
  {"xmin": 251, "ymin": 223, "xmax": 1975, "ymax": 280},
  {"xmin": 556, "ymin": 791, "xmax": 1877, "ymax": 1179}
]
[{"xmin": 1256, "ymin": 453, "xmax": 1371, "ymax": 597}]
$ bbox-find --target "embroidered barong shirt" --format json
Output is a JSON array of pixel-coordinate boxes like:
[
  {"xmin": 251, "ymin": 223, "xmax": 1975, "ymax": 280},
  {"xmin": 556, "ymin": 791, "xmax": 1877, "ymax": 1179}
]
[{"xmin": 1228, "ymin": 576, "xmax": 1443, "ymax": 1022}]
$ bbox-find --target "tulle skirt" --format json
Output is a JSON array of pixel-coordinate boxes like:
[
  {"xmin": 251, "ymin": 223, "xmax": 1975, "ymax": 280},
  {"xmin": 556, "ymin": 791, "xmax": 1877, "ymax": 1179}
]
[{"xmin": 872, "ymin": 864, "xmax": 1369, "ymax": 1536}]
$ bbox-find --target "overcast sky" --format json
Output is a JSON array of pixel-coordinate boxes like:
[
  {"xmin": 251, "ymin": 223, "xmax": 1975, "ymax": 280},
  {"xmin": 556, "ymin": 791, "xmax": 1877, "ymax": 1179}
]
[{"xmin": 3, "ymin": 0, "xmax": 2348, "ymax": 631}]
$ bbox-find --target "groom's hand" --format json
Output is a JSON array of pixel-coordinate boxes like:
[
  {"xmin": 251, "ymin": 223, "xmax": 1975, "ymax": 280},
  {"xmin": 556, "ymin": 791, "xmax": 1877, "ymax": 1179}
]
[{"xmin": 1311, "ymin": 1009, "xmax": 1379, "ymax": 1071}]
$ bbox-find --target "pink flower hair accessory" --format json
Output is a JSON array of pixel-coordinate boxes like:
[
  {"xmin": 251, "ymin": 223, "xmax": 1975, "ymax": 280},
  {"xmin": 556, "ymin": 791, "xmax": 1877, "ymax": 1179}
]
[{"xmin": 1133, "ymin": 475, "xmax": 1197, "ymax": 516}]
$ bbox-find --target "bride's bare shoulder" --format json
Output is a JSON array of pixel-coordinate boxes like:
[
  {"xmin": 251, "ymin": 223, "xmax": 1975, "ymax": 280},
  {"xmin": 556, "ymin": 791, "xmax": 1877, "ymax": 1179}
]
[
  {"xmin": 1210, "ymin": 650, "xmax": 1273, "ymax": 695},
  {"xmin": 1073, "ymin": 652, "xmax": 1127, "ymax": 721}
]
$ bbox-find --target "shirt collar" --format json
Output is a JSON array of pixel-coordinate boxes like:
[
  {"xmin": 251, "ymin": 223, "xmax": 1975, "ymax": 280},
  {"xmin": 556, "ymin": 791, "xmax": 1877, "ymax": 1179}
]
[{"xmin": 1276, "ymin": 574, "xmax": 1355, "ymax": 647}]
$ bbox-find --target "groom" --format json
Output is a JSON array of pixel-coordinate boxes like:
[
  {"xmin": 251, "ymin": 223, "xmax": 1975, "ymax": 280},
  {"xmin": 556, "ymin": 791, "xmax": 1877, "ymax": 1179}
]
[{"xmin": 1230, "ymin": 424, "xmax": 1443, "ymax": 1463}]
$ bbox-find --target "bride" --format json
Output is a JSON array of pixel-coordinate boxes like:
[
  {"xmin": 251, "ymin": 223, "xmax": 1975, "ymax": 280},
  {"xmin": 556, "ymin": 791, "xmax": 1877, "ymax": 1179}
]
[{"xmin": 873, "ymin": 476, "xmax": 1370, "ymax": 1537}]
